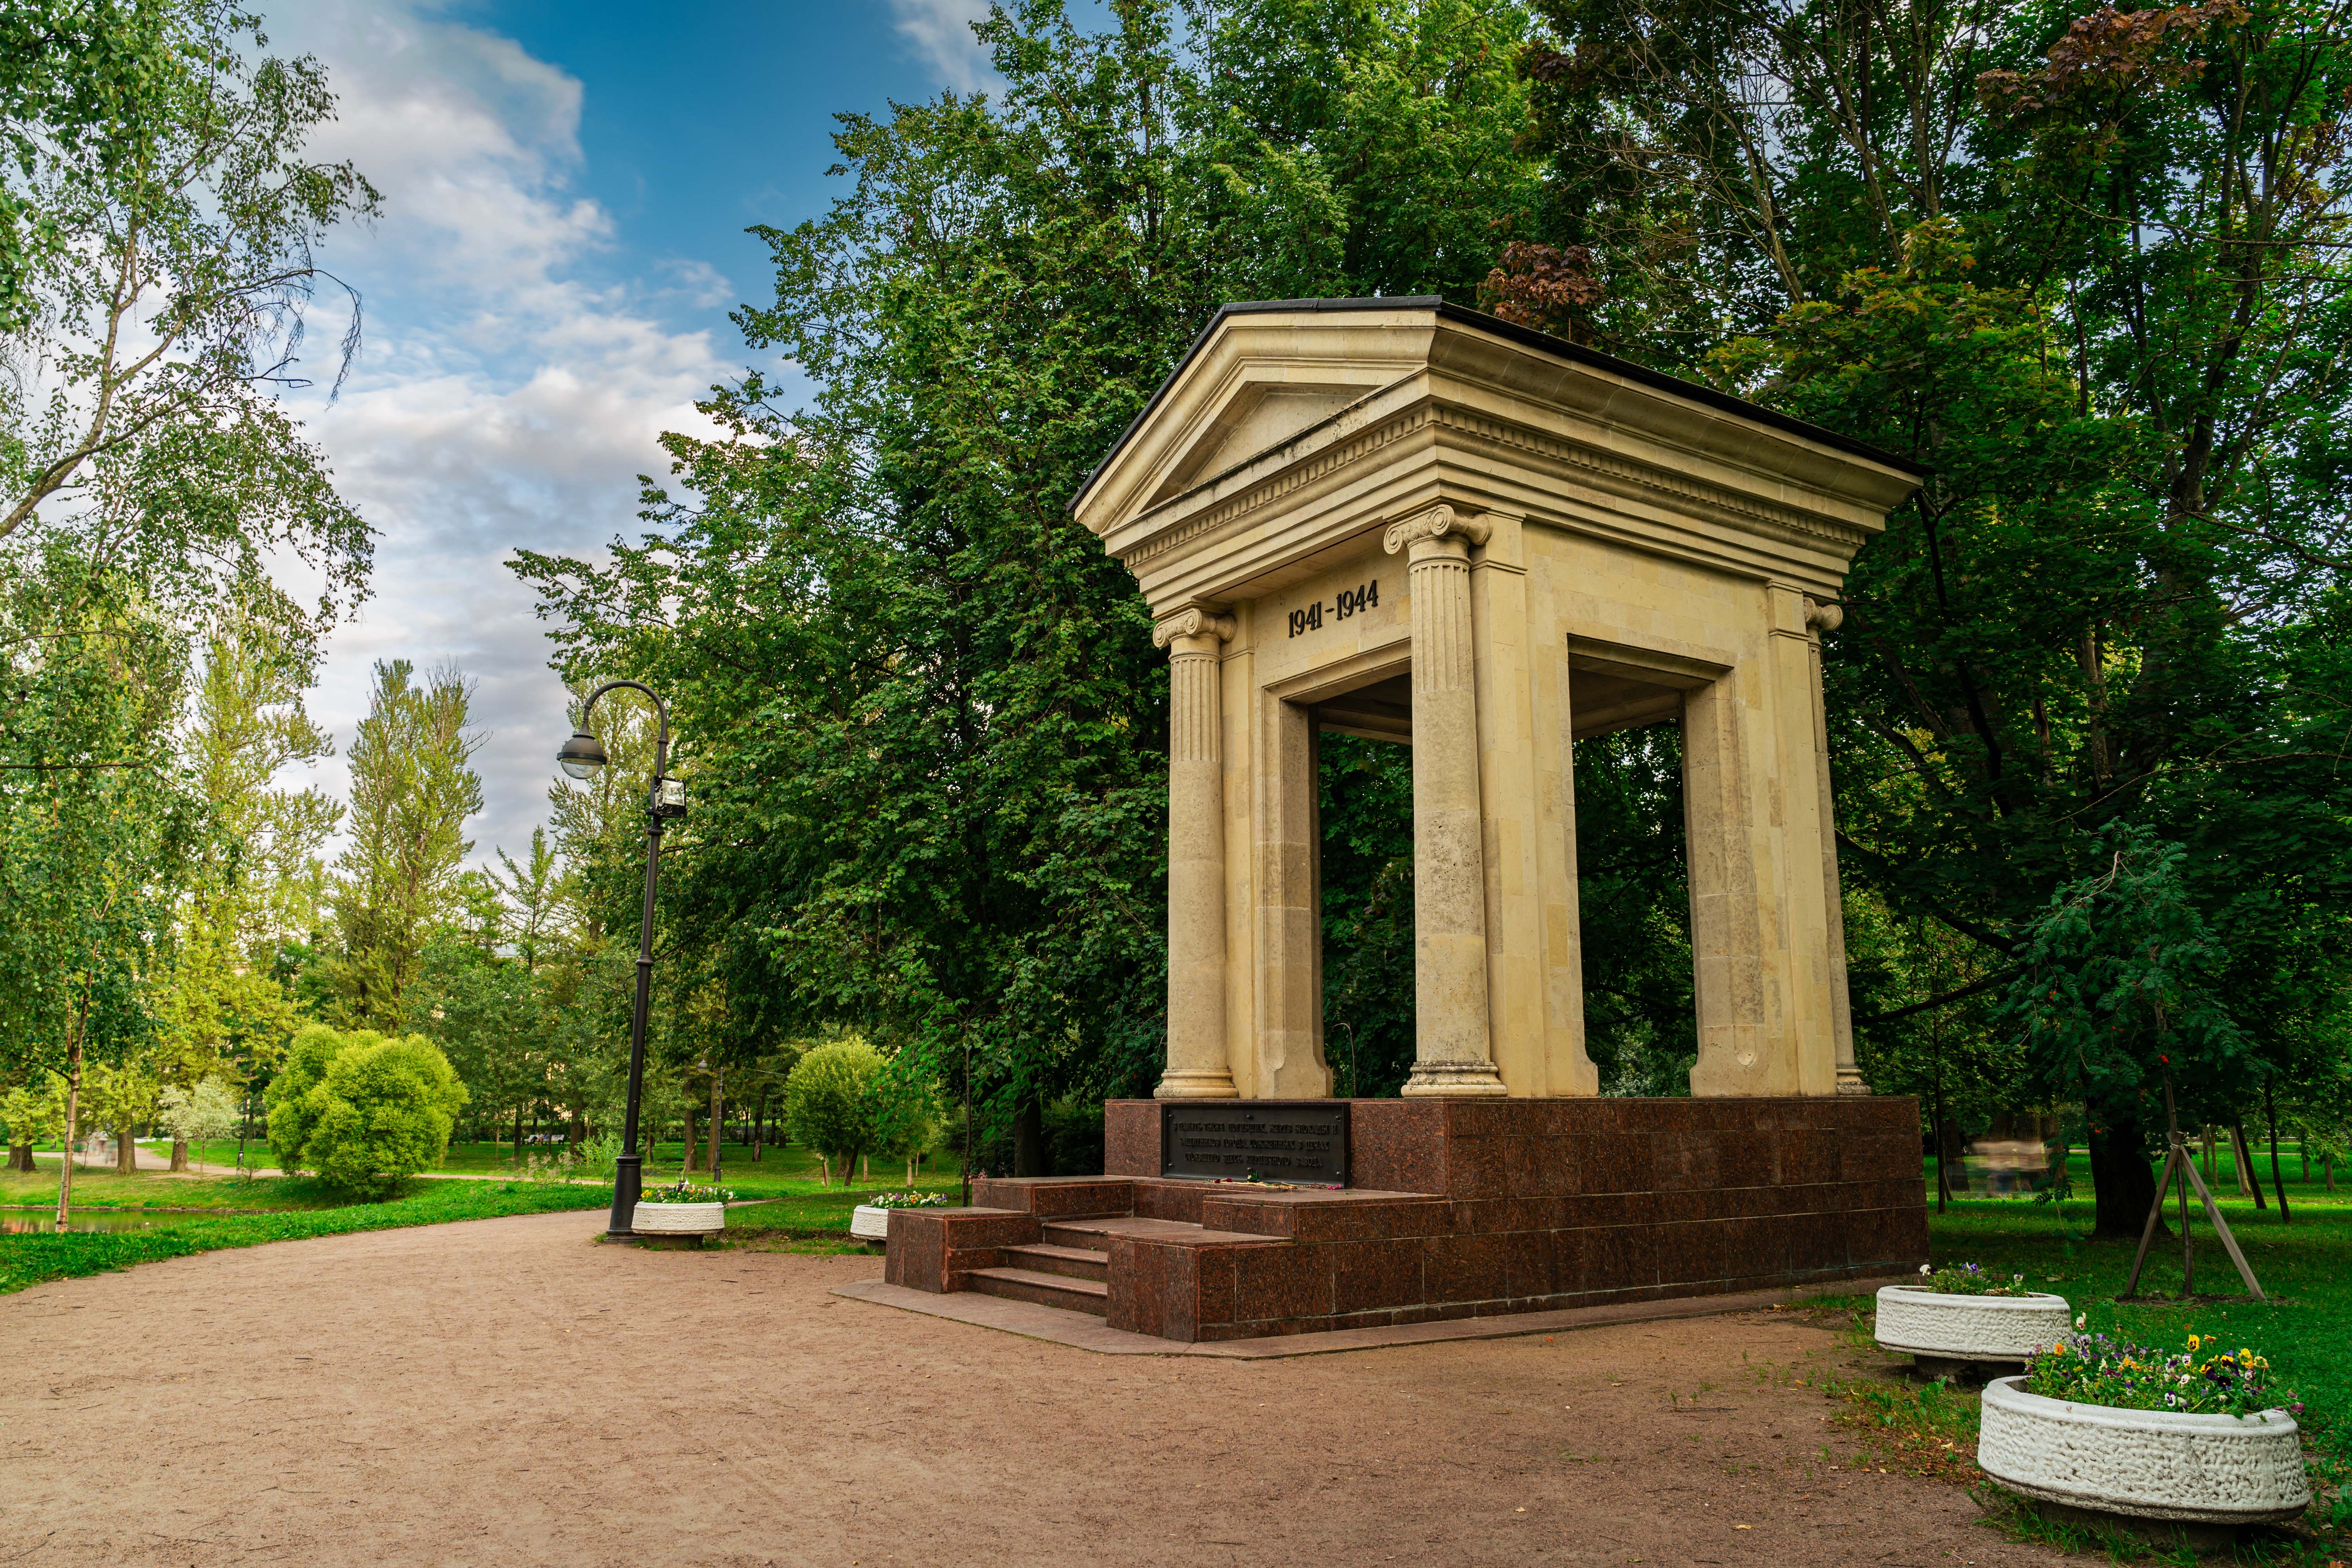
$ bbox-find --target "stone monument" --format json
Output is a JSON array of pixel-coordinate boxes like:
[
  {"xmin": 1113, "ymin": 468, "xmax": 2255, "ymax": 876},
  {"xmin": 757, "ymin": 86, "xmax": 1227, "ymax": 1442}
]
[{"xmin": 880, "ymin": 299, "xmax": 1933, "ymax": 1343}]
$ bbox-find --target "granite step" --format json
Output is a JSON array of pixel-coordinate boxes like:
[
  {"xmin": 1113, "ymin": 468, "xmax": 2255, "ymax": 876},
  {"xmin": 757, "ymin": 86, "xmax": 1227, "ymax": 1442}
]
[
  {"xmin": 1042, "ymin": 1215, "xmax": 1211, "ymax": 1249},
  {"xmin": 964, "ymin": 1266, "xmax": 1110, "ymax": 1316},
  {"xmin": 1000, "ymin": 1242, "xmax": 1109, "ymax": 1282}
]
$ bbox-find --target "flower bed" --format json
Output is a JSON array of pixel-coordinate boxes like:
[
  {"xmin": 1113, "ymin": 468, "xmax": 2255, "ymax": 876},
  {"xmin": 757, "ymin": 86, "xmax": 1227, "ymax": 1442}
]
[
  {"xmin": 1979, "ymin": 1374, "xmax": 2310, "ymax": 1524},
  {"xmin": 851, "ymin": 1191, "xmax": 947, "ymax": 1243},
  {"xmin": 1874, "ymin": 1263, "xmax": 2071, "ymax": 1368},
  {"xmin": 631, "ymin": 1181, "xmax": 731, "ymax": 1236}
]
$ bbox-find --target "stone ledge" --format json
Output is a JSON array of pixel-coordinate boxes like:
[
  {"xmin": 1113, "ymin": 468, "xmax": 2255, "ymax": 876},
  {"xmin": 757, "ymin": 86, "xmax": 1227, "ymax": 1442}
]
[{"xmin": 832, "ymin": 1272, "xmax": 1918, "ymax": 1358}]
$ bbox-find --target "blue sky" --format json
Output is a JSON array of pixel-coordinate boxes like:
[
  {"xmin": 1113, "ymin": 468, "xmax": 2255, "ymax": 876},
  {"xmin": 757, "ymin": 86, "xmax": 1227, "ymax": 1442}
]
[{"xmin": 261, "ymin": 0, "xmax": 1002, "ymax": 867}]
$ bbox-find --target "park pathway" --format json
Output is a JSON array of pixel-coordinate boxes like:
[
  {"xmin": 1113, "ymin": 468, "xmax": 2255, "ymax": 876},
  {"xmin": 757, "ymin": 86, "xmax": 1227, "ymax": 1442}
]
[{"xmin": 0, "ymin": 1210, "xmax": 2069, "ymax": 1567}]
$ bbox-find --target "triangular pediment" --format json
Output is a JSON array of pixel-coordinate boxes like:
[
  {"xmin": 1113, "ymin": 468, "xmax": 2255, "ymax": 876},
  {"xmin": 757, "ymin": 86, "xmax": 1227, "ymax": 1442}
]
[
  {"xmin": 1147, "ymin": 381, "xmax": 1388, "ymax": 503},
  {"xmin": 1073, "ymin": 300, "xmax": 1448, "ymax": 542}
]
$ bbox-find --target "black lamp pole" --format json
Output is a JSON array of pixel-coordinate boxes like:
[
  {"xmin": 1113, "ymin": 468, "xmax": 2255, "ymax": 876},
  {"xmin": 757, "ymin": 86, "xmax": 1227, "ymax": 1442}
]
[{"xmin": 557, "ymin": 680, "xmax": 677, "ymax": 1239}]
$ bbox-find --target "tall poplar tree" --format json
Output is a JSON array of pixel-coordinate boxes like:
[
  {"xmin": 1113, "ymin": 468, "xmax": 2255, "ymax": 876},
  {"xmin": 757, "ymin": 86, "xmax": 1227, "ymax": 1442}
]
[{"xmin": 328, "ymin": 661, "xmax": 484, "ymax": 1027}]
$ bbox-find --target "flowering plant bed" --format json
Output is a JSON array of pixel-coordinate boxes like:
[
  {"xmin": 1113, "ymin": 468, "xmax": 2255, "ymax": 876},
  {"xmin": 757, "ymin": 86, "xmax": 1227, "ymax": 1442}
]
[
  {"xmin": 864, "ymin": 1191, "xmax": 950, "ymax": 1209},
  {"xmin": 1979, "ymin": 1369, "xmax": 2310, "ymax": 1525},
  {"xmin": 630, "ymin": 1181, "xmax": 729, "ymax": 1239},
  {"xmin": 2025, "ymin": 1332, "xmax": 2300, "ymax": 1419},
  {"xmin": 635, "ymin": 1182, "xmax": 735, "ymax": 1204},
  {"xmin": 1911, "ymin": 1261, "xmax": 2036, "ymax": 1297},
  {"xmin": 1875, "ymin": 1265, "xmax": 2071, "ymax": 1370},
  {"xmin": 851, "ymin": 1191, "xmax": 946, "ymax": 1244}
]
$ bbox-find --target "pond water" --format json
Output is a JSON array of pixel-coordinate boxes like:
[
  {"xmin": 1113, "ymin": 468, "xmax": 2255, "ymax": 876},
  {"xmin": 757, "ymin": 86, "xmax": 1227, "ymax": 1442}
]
[{"xmin": 0, "ymin": 1209, "xmax": 288, "ymax": 1234}]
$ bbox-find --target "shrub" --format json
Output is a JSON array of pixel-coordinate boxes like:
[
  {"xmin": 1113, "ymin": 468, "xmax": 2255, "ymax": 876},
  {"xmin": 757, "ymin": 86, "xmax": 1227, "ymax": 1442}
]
[
  {"xmin": 784, "ymin": 1038, "xmax": 882, "ymax": 1185},
  {"xmin": 264, "ymin": 1024, "xmax": 468, "ymax": 1198}
]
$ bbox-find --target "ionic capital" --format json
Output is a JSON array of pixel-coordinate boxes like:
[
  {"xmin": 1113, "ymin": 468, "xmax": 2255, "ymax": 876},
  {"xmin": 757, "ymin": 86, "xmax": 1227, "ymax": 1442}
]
[
  {"xmin": 1803, "ymin": 597, "xmax": 1845, "ymax": 632},
  {"xmin": 1383, "ymin": 503, "xmax": 1491, "ymax": 557},
  {"xmin": 1152, "ymin": 606, "xmax": 1238, "ymax": 649}
]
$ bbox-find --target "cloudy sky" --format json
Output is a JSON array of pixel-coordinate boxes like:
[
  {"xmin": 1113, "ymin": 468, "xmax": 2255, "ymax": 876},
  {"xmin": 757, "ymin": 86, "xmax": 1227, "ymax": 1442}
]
[{"xmin": 261, "ymin": 0, "xmax": 1000, "ymax": 867}]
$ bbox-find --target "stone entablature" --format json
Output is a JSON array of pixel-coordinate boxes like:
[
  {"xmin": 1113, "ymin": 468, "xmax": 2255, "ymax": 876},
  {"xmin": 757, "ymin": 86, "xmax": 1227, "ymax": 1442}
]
[{"xmin": 1074, "ymin": 298, "xmax": 1924, "ymax": 1102}]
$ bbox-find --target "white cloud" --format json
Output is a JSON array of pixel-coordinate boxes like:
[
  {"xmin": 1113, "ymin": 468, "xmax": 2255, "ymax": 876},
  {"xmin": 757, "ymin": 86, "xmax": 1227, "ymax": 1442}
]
[
  {"xmin": 260, "ymin": 0, "xmax": 732, "ymax": 871},
  {"xmin": 887, "ymin": 0, "xmax": 998, "ymax": 93}
]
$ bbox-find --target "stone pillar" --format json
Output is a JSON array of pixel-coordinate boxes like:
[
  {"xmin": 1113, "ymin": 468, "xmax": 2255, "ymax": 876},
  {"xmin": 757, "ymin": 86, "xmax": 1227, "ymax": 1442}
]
[
  {"xmin": 1806, "ymin": 597, "xmax": 1868, "ymax": 1094},
  {"xmin": 1154, "ymin": 606, "xmax": 1238, "ymax": 1100},
  {"xmin": 1386, "ymin": 505, "xmax": 1508, "ymax": 1098}
]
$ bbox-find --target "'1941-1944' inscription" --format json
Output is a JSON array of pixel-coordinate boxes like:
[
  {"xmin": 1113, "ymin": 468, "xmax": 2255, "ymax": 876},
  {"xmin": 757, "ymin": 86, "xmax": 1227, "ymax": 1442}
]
[
  {"xmin": 1287, "ymin": 579, "xmax": 1378, "ymax": 639},
  {"xmin": 1161, "ymin": 1103, "xmax": 1348, "ymax": 1186}
]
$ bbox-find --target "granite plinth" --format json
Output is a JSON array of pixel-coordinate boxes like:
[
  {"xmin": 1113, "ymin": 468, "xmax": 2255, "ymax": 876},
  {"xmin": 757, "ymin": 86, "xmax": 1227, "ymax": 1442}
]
[{"xmin": 911, "ymin": 1096, "xmax": 1927, "ymax": 1342}]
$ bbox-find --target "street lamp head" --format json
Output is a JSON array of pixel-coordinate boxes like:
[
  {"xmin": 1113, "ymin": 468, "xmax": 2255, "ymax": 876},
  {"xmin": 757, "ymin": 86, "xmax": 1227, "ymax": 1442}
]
[{"xmin": 556, "ymin": 728, "xmax": 608, "ymax": 780}]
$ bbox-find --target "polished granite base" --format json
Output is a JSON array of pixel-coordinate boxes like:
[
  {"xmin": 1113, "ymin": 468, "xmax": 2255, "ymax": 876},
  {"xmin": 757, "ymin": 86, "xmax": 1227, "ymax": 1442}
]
[{"xmin": 882, "ymin": 1096, "xmax": 1928, "ymax": 1344}]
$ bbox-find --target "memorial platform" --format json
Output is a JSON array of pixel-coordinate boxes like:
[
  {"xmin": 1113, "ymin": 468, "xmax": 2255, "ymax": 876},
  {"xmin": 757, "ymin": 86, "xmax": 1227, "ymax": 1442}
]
[{"xmin": 880, "ymin": 1096, "xmax": 1929, "ymax": 1343}]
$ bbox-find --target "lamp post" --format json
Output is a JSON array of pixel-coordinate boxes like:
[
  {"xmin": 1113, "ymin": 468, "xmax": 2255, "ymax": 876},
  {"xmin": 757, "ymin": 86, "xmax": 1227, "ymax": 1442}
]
[{"xmin": 556, "ymin": 681, "xmax": 684, "ymax": 1238}]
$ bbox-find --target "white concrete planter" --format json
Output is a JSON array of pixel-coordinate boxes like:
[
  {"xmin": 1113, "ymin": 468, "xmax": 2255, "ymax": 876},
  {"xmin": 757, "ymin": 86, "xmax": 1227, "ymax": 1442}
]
[
  {"xmin": 1978, "ymin": 1375, "xmax": 2310, "ymax": 1524},
  {"xmin": 631, "ymin": 1201, "xmax": 726, "ymax": 1236},
  {"xmin": 850, "ymin": 1205, "xmax": 893, "ymax": 1243},
  {"xmin": 1875, "ymin": 1285, "xmax": 2073, "ymax": 1365}
]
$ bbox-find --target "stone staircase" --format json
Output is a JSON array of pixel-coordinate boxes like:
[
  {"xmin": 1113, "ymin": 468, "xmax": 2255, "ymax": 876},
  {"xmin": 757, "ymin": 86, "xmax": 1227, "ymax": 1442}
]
[{"xmin": 967, "ymin": 1214, "xmax": 1254, "ymax": 1317}]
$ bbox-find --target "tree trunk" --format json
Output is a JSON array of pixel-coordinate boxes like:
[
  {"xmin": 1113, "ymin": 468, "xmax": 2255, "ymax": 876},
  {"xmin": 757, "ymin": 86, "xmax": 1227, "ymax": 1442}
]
[
  {"xmin": 818, "ymin": 1154, "xmax": 832, "ymax": 1187},
  {"xmin": 706, "ymin": 1070, "xmax": 723, "ymax": 1186},
  {"xmin": 1013, "ymin": 1098, "xmax": 1047, "ymax": 1178},
  {"xmin": 54, "ymin": 999, "xmax": 85, "ymax": 1231},
  {"xmin": 2088, "ymin": 1117, "xmax": 2165, "ymax": 1241},
  {"xmin": 906, "ymin": 1152, "xmax": 916, "ymax": 1187},
  {"xmin": 7, "ymin": 1143, "xmax": 30, "ymax": 1173},
  {"xmin": 569, "ymin": 1112, "xmax": 585, "ymax": 1150},
  {"xmin": 682, "ymin": 1105, "xmax": 701, "ymax": 1174},
  {"xmin": 115, "ymin": 1122, "xmax": 137, "ymax": 1175},
  {"xmin": 2231, "ymin": 1122, "xmax": 2265, "ymax": 1207},
  {"xmin": 2263, "ymin": 1084, "xmax": 2290, "ymax": 1224}
]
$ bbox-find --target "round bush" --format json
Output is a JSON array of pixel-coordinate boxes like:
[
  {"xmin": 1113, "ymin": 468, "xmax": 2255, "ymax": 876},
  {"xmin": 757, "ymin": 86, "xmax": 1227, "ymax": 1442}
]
[
  {"xmin": 265, "ymin": 1024, "xmax": 468, "ymax": 1198},
  {"xmin": 784, "ymin": 1038, "xmax": 882, "ymax": 1184}
]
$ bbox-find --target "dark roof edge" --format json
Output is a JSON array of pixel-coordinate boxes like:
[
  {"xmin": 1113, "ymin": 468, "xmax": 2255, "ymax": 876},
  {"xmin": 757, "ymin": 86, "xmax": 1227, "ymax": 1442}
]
[{"xmin": 1068, "ymin": 295, "xmax": 1929, "ymax": 514}]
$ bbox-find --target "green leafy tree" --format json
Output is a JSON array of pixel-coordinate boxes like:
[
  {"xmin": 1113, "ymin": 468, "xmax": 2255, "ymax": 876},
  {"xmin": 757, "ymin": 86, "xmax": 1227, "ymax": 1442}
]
[
  {"xmin": 513, "ymin": 0, "xmax": 1548, "ymax": 1149},
  {"xmin": 1994, "ymin": 827, "xmax": 2250, "ymax": 1235},
  {"xmin": 0, "ymin": 0, "xmax": 375, "ymax": 648},
  {"xmin": 328, "ymin": 661, "xmax": 484, "ymax": 1027},
  {"xmin": 784, "ymin": 1038, "xmax": 883, "ymax": 1187},
  {"xmin": 0, "ymin": 1074, "xmax": 65, "ymax": 1172}
]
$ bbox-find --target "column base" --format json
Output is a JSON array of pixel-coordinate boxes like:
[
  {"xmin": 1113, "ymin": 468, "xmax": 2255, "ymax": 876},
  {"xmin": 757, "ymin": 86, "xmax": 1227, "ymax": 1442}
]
[
  {"xmin": 1835, "ymin": 1073, "xmax": 1874, "ymax": 1096},
  {"xmin": 1401, "ymin": 1062, "xmax": 1510, "ymax": 1098},
  {"xmin": 1153, "ymin": 1070, "xmax": 1239, "ymax": 1100}
]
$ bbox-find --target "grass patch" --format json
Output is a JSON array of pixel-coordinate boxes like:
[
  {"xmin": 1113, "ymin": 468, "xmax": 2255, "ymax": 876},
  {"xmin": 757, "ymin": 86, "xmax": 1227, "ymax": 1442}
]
[
  {"xmin": 1923, "ymin": 1190, "xmax": 2352, "ymax": 1470},
  {"xmin": 0, "ymin": 1179, "xmax": 609, "ymax": 1296},
  {"xmin": 0, "ymin": 1167, "xmax": 367, "ymax": 1211}
]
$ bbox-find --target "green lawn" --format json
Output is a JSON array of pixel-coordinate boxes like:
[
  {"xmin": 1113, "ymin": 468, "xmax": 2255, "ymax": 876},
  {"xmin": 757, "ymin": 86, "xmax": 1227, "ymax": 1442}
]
[
  {"xmin": 0, "ymin": 1166, "xmax": 356, "ymax": 1210},
  {"xmin": 1920, "ymin": 1185, "xmax": 2352, "ymax": 1460},
  {"xmin": 0, "ymin": 1178, "xmax": 611, "ymax": 1295}
]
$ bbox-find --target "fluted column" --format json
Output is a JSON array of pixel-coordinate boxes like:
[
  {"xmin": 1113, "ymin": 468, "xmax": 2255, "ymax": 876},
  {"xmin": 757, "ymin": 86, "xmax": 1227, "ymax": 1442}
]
[
  {"xmin": 1806, "ymin": 597, "xmax": 1868, "ymax": 1095},
  {"xmin": 1154, "ymin": 606, "xmax": 1238, "ymax": 1100},
  {"xmin": 1386, "ymin": 505, "xmax": 1508, "ymax": 1098}
]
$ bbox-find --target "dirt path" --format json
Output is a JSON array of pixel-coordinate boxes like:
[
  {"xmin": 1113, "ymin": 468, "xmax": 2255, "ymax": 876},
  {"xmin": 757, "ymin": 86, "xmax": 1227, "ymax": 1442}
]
[{"xmin": 0, "ymin": 1211, "xmax": 2061, "ymax": 1568}]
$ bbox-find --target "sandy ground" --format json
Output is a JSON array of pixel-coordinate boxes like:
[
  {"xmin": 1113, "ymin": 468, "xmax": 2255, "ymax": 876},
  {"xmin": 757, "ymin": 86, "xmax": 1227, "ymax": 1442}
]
[{"xmin": 0, "ymin": 1210, "xmax": 2064, "ymax": 1568}]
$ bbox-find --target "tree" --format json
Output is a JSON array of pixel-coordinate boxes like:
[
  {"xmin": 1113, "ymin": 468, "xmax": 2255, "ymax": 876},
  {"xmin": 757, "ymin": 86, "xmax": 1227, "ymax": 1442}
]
[
  {"xmin": 263, "ymin": 1022, "xmax": 466, "ymax": 1196},
  {"xmin": 0, "ymin": 1074, "xmax": 65, "ymax": 1172},
  {"xmin": 156, "ymin": 1074, "xmax": 240, "ymax": 1159},
  {"xmin": 327, "ymin": 661, "xmax": 484, "ymax": 1027},
  {"xmin": 1994, "ymin": 827, "xmax": 2250, "ymax": 1236},
  {"xmin": 0, "ymin": 0, "xmax": 375, "ymax": 653},
  {"xmin": 512, "ymin": 0, "xmax": 1549, "ymax": 1146},
  {"xmin": 1522, "ymin": 0, "xmax": 2352, "ymax": 1155},
  {"xmin": 784, "ymin": 1038, "xmax": 883, "ymax": 1187}
]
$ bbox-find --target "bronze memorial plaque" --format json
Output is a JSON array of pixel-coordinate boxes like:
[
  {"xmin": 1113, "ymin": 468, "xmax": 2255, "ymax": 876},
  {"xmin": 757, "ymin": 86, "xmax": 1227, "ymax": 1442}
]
[{"xmin": 1161, "ymin": 1103, "xmax": 1348, "ymax": 1185}]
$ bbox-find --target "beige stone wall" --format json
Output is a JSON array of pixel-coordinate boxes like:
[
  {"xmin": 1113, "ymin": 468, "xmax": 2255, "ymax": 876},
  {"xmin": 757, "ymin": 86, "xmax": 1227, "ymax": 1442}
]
[{"xmin": 1085, "ymin": 302, "xmax": 1920, "ymax": 1101}]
